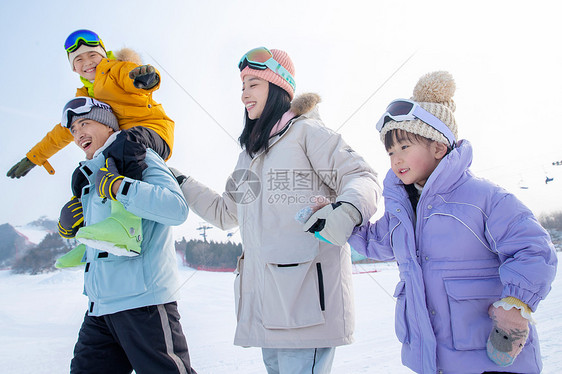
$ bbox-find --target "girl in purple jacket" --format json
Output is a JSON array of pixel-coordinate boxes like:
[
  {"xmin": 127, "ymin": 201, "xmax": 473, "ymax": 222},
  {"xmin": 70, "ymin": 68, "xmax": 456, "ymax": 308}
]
[{"xmin": 348, "ymin": 71, "xmax": 557, "ymax": 374}]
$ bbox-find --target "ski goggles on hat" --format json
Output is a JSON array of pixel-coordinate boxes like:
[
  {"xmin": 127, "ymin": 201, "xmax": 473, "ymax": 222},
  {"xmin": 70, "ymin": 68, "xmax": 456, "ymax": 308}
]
[
  {"xmin": 376, "ymin": 99, "xmax": 456, "ymax": 147},
  {"xmin": 62, "ymin": 97, "xmax": 112, "ymax": 128},
  {"xmin": 64, "ymin": 29, "xmax": 104, "ymax": 53},
  {"xmin": 238, "ymin": 47, "xmax": 296, "ymax": 91}
]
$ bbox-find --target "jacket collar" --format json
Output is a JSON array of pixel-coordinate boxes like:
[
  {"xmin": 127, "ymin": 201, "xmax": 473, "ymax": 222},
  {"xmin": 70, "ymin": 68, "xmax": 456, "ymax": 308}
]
[
  {"xmin": 250, "ymin": 93, "xmax": 323, "ymax": 158},
  {"xmin": 383, "ymin": 140, "xmax": 474, "ymax": 201},
  {"xmin": 270, "ymin": 110, "xmax": 296, "ymax": 137},
  {"xmin": 270, "ymin": 93, "xmax": 323, "ymax": 136},
  {"xmin": 92, "ymin": 131, "xmax": 120, "ymax": 160},
  {"xmin": 76, "ymin": 131, "xmax": 121, "ymax": 181}
]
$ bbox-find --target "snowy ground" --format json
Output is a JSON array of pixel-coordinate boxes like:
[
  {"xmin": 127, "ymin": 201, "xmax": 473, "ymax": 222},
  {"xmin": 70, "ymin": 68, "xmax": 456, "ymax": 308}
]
[{"xmin": 0, "ymin": 255, "xmax": 560, "ymax": 373}]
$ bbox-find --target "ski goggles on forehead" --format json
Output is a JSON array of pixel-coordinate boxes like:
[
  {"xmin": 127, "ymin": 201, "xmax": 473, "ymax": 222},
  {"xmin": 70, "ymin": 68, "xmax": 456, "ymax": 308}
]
[
  {"xmin": 376, "ymin": 99, "xmax": 456, "ymax": 147},
  {"xmin": 62, "ymin": 97, "xmax": 112, "ymax": 128},
  {"xmin": 64, "ymin": 29, "xmax": 104, "ymax": 53},
  {"xmin": 238, "ymin": 47, "xmax": 296, "ymax": 91}
]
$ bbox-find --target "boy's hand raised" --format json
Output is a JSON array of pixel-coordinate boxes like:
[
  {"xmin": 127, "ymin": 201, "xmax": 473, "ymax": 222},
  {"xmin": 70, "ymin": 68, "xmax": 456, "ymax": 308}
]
[
  {"xmin": 7, "ymin": 157, "xmax": 36, "ymax": 179},
  {"xmin": 129, "ymin": 65, "xmax": 160, "ymax": 90}
]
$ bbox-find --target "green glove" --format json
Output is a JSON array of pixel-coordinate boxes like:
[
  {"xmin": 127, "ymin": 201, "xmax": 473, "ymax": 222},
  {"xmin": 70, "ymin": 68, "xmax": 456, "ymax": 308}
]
[
  {"xmin": 129, "ymin": 64, "xmax": 160, "ymax": 89},
  {"xmin": 7, "ymin": 157, "xmax": 36, "ymax": 179},
  {"xmin": 58, "ymin": 196, "xmax": 84, "ymax": 239}
]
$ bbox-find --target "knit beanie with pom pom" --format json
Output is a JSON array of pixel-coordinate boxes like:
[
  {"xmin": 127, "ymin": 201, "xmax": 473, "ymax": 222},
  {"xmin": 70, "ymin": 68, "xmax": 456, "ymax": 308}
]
[{"xmin": 379, "ymin": 71, "xmax": 458, "ymax": 147}]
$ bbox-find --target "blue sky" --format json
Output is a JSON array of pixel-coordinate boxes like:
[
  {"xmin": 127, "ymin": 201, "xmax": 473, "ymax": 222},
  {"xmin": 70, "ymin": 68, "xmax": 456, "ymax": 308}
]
[{"xmin": 1, "ymin": 0, "xmax": 561, "ymax": 242}]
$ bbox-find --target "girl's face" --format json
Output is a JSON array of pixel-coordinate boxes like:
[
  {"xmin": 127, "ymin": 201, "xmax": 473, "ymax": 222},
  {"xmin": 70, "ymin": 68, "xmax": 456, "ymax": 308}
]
[
  {"xmin": 387, "ymin": 138, "xmax": 447, "ymax": 187},
  {"xmin": 73, "ymin": 51, "xmax": 103, "ymax": 81},
  {"xmin": 241, "ymin": 75, "xmax": 269, "ymax": 119}
]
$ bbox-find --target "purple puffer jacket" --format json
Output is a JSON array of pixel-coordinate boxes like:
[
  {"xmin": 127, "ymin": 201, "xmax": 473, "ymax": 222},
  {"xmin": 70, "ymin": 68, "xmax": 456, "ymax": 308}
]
[{"xmin": 349, "ymin": 140, "xmax": 557, "ymax": 374}]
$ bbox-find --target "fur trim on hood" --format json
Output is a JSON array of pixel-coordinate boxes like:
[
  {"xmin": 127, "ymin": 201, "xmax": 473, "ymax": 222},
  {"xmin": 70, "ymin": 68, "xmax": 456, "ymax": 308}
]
[
  {"xmin": 269, "ymin": 93, "xmax": 322, "ymax": 137},
  {"xmin": 114, "ymin": 48, "xmax": 143, "ymax": 65},
  {"xmin": 291, "ymin": 93, "xmax": 321, "ymax": 116}
]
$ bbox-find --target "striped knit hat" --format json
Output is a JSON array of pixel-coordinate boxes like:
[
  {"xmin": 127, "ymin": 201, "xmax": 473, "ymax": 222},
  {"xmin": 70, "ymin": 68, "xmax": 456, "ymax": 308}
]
[
  {"xmin": 380, "ymin": 71, "xmax": 458, "ymax": 146},
  {"xmin": 240, "ymin": 49, "xmax": 296, "ymax": 100}
]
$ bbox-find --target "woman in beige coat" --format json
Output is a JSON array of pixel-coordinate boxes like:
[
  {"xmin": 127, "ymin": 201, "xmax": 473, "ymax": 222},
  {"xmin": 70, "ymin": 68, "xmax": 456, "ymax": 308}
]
[{"xmin": 173, "ymin": 47, "xmax": 381, "ymax": 373}]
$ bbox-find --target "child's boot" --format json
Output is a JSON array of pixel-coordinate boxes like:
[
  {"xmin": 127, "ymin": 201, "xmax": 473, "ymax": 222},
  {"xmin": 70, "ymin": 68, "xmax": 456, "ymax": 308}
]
[
  {"xmin": 76, "ymin": 200, "xmax": 143, "ymax": 256},
  {"xmin": 55, "ymin": 244, "xmax": 86, "ymax": 269}
]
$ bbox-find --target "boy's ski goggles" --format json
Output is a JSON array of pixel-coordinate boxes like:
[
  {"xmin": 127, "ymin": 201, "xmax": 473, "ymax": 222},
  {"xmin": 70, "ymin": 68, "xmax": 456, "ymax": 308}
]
[
  {"xmin": 65, "ymin": 29, "xmax": 105, "ymax": 53},
  {"xmin": 238, "ymin": 47, "xmax": 296, "ymax": 91},
  {"xmin": 62, "ymin": 97, "xmax": 112, "ymax": 128},
  {"xmin": 376, "ymin": 99, "xmax": 456, "ymax": 147}
]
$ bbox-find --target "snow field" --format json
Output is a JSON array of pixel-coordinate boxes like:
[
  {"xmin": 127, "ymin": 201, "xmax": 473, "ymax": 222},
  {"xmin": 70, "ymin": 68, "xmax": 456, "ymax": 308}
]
[{"xmin": 0, "ymin": 255, "xmax": 559, "ymax": 373}]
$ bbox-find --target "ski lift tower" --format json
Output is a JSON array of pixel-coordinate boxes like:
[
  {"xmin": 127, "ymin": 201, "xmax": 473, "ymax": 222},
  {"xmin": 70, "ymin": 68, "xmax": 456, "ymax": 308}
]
[{"xmin": 197, "ymin": 223, "xmax": 213, "ymax": 242}]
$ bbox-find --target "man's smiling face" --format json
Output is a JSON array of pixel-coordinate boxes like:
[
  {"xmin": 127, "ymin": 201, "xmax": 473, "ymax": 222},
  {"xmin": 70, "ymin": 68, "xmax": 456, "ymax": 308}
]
[{"xmin": 70, "ymin": 118, "xmax": 114, "ymax": 160}]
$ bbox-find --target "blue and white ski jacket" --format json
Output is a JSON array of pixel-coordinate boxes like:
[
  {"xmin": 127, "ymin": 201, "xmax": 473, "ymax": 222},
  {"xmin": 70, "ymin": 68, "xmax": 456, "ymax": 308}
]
[{"xmin": 74, "ymin": 134, "xmax": 188, "ymax": 316}]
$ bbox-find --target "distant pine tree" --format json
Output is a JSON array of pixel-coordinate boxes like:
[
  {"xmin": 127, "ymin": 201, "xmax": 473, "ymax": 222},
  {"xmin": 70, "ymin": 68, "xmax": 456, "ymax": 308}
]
[
  {"xmin": 27, "ymin": 216, "xmax": 58, "ymax": 233},
  {"xmin": 12, "ymin": 233, "xmax": 72, "ymax": 275},
  {"xmin": 539, "ymin": 211, "xmax": 562, "ymax": 230},
  {"xmin": 176, "ymin": 238, "xmax": 242, "ymax": 269},
  {"xmin": 539, "ymin": 211, "xmax": 562, "ymax": 252}
]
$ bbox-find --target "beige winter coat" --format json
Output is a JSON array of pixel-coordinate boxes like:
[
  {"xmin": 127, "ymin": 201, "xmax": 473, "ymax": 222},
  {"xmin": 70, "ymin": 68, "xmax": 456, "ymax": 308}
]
[{"xmin": 182, "ymin": 93, "xmax": 381, "ymax": 348}]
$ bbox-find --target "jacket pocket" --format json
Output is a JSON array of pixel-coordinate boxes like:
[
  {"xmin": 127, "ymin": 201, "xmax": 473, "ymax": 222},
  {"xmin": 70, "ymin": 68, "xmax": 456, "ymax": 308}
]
[
  {"xmin": 444, "ymin": 276, "xmax": 502, "ymax": 350},
  {"xmin": 262, "ymin": 258, "xmax": 325, "ymax": 329},
  {"xmin": 393, "ymin": 280, "xmax": 410, "ymax": 344},
  {"xmin": 234, "ymin": 253, "xmax": 244, "ymax": 321},
  {"xmin": 92, "ymin": 256, "xmax": 148, "ymax": 301}
]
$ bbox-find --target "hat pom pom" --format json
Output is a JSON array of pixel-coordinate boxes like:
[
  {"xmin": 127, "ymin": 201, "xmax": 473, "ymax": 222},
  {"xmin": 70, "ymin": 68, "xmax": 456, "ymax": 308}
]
[{"xmin": 412, "ymin": 71, "xmax": 455, "ymax": 103}]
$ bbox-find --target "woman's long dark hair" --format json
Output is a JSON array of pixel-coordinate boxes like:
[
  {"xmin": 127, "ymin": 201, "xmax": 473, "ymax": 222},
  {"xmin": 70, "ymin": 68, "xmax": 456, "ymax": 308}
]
[{"xmin": 239, "ymin": 83, "xmax": 291, "ymax": 157}]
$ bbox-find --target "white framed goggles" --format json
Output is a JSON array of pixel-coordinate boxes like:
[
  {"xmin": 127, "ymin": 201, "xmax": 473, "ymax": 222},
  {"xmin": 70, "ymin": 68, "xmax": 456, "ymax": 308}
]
[
  {"xmin": 61, "ymin": 97, "xmax": 112, "ymax": 128},
  {"xmin": 376, "ymin": 99, "xmax": 456, "ymax": 147}
]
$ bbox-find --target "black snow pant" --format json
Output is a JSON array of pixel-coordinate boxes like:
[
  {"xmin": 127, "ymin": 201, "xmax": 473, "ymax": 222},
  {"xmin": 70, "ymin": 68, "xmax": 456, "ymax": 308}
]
[
  {"xmin": 70, "ymin": 302, "xmax": 196, "ymax": 374},
  {"xmin": 72, "ymin": 126, "xmax": 170, "ymax": 197}
]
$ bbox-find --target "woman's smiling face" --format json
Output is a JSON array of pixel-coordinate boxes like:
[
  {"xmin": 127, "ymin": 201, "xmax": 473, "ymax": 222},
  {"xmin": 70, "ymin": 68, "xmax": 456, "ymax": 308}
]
[{"xmin": 241, "ymin": 75, "xmax": 269, "ymax": 119}]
